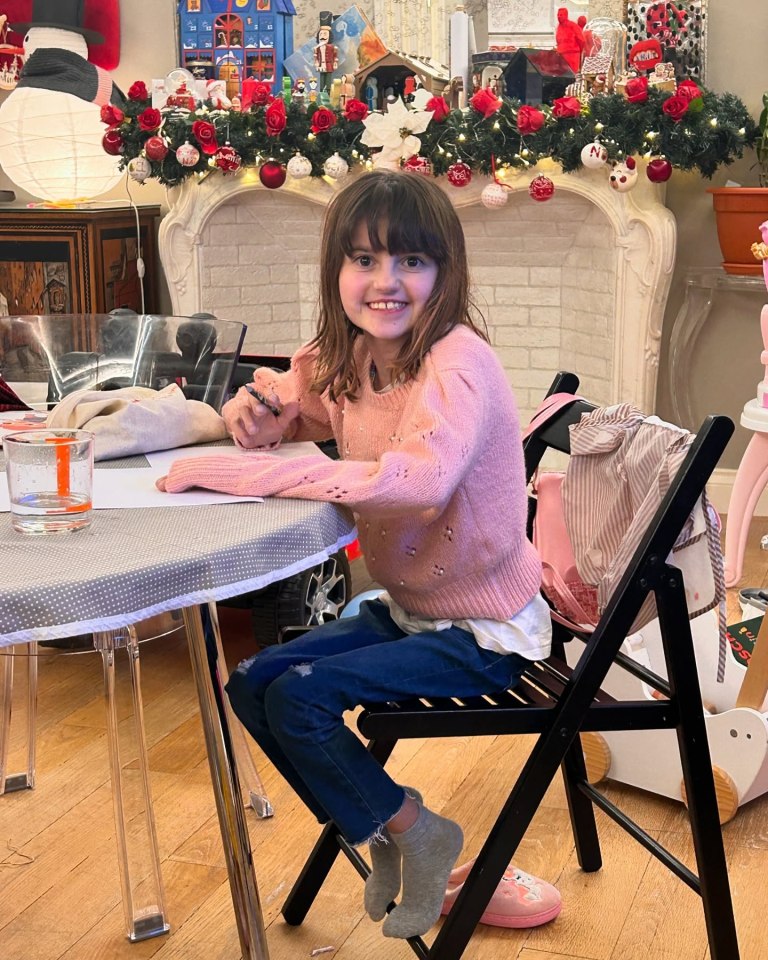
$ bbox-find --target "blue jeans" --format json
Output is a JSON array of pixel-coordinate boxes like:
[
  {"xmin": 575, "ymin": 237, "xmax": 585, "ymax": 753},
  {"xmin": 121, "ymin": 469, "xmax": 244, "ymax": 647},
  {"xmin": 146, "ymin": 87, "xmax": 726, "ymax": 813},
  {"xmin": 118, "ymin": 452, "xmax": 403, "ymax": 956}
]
[{"xmin": 225, "ymin": 599, "xmax": 527, "ymax": 845}]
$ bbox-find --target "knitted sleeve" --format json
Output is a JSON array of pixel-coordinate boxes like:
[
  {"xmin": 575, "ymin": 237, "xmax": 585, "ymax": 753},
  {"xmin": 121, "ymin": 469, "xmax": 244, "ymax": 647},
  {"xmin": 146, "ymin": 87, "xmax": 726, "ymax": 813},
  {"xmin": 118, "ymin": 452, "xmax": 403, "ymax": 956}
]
[
  {"xmin": 250, "ymin": 343, "xmax": 334, "ymax": 444},
  {"xmin": 161, "ymin": 365, "xmax": 488, "ymax": 516}
]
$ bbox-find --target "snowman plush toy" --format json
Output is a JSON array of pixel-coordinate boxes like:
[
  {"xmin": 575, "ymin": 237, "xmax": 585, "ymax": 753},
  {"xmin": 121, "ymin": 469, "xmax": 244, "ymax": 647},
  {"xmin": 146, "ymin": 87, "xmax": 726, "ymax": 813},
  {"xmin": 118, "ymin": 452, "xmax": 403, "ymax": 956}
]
[{"xmin": 0, "ymin": 0, "xmax": 126, "ymax": 203}]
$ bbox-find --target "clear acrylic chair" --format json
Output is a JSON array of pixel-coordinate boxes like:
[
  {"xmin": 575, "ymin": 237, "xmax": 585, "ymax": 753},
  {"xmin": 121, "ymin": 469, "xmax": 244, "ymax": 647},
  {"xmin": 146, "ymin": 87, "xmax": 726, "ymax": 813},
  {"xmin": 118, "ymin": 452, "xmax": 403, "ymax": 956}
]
[{"xmin": 0, "ymin": 312, "xmax": 272, "ymax": 942}]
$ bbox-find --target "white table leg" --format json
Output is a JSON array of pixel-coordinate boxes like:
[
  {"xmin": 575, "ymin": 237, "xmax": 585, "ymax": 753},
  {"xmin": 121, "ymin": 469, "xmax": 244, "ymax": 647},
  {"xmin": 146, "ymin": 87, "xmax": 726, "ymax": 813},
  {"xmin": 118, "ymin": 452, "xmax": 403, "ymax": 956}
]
[
  {"xmin": 0, "ymin": 642, "xmax": 37, "ymax": 795},
  {"xmin": 94, "ymin": 627, "xmax": 169, "ymax": 942},
  {"xmin": 208, "ymin": 604, "xmax": 274, "ymax": 818},
  {"xmin": 182, "ymin": 604, "xmax": 270, "ymax": 960}
]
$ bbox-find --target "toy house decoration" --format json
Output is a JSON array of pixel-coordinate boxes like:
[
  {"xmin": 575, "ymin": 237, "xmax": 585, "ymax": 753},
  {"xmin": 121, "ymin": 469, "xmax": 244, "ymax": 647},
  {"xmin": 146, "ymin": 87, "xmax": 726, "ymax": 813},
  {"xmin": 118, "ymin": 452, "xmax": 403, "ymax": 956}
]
[
  {"xmin": 354, "ymin": 50, "xmax": 448, "ymax": 112},
  {"xmin": 502, "ymin": 48, "xmax": 574, "ymax": 105},
  {"xmin": 177, "ymin": 0, "xmax": 296, "ymax": 98}
]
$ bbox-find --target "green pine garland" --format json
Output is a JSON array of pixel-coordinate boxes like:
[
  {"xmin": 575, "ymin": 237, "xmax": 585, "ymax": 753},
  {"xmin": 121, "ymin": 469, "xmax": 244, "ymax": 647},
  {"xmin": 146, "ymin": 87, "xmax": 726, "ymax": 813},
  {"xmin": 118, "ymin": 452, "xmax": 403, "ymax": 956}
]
[{"xmin": 109, "ymin": 83, "xmax": 759, "ymax": 187}]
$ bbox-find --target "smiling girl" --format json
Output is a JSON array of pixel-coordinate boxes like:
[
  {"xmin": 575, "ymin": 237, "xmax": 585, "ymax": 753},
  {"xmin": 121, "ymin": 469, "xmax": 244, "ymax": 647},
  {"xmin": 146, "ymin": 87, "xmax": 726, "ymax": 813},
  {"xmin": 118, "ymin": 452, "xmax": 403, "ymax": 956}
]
[{"xmin": 157, "ymin": 171, "xmax": 552, "ymax": 939}]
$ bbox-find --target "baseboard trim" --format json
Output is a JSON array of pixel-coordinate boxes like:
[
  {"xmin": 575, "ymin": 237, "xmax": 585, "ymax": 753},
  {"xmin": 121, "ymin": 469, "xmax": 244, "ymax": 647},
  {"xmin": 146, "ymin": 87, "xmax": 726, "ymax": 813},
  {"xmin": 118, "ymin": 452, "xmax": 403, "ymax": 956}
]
[{"xmin": 710, "ymin": 467, "xmax": 768, "ymax": 517}]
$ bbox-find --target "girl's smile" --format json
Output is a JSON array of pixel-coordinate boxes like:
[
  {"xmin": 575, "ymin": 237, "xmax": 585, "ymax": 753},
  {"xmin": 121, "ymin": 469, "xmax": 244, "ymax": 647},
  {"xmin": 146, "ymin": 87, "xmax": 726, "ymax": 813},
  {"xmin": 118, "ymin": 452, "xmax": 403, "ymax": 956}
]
[{"xmin": 339, "ymin": 223, "xmax": 439, "ymax": 365}]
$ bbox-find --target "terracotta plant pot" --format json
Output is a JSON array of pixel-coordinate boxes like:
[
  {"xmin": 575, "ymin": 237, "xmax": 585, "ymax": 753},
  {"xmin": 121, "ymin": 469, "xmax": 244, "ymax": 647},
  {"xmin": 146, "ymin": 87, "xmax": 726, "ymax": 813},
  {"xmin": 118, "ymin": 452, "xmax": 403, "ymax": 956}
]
[{"xmin": 709, "ymin": 187, "xmax": 768, "ymax": 275}]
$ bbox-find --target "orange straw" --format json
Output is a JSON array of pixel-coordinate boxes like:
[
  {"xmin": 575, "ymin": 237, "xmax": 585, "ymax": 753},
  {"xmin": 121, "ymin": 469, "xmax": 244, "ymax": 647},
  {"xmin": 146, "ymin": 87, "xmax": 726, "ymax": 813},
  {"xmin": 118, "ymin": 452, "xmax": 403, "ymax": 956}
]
[{"xmin": 45, "ymin": 436, "xmax": 71, "ymax": 498}]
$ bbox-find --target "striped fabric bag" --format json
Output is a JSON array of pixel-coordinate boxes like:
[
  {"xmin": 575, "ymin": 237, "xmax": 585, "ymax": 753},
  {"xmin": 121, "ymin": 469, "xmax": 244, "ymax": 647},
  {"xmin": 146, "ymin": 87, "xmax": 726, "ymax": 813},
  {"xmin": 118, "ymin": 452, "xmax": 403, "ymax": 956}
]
[{"xmin": 562, "ymin": 403, "xmax": 727, "ymax": 681}]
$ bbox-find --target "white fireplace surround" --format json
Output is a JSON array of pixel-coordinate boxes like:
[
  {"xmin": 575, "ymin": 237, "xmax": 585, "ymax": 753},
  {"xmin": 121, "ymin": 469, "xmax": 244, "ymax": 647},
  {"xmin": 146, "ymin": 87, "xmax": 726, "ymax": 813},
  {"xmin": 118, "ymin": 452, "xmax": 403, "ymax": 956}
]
[{"xmin": 158, "ymin": 163, "xmax": 676, "ymax": 419}]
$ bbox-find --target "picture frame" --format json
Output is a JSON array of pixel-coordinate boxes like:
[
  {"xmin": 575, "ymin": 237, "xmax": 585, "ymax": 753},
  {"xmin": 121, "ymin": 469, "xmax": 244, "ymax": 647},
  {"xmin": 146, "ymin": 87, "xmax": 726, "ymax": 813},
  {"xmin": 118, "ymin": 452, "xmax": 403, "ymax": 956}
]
[{"xmin": 624, "ymin": 0, "xmax": 707, "ymax": 82}]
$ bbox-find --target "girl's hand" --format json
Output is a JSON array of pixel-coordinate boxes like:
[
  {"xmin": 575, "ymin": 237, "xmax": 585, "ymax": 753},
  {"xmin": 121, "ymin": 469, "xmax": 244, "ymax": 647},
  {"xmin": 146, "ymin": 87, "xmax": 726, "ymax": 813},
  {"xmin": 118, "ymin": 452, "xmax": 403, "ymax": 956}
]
[{"xmin": 222, "ymin": 385, "xmax": 299, "ymax": 449}]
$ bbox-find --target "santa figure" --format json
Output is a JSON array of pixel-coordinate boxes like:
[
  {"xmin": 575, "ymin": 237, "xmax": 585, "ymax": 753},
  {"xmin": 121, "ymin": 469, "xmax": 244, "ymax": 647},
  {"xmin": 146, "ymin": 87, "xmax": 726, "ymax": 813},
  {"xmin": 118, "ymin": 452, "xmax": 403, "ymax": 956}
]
[{"xmin": 313, "ymin": 23, "xmax": 338, "ymax": 94}]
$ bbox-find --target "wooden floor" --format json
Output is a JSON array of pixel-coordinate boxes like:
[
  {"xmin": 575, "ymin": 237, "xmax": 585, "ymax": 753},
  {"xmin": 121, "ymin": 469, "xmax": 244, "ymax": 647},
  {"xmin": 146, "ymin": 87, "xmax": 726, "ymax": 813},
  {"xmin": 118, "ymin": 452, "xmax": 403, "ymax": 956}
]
[{"xmin": 3, "ymin": 519, "xmax": 768, "ymax": 960}]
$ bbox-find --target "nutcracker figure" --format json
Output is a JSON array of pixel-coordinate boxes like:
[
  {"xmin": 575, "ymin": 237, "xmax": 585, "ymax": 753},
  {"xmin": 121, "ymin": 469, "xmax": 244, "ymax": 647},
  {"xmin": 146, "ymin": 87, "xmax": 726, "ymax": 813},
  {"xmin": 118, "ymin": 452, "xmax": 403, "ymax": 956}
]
[{"xmin": 313, "ymin": 24, "xmax": 338, "ymax": 93}]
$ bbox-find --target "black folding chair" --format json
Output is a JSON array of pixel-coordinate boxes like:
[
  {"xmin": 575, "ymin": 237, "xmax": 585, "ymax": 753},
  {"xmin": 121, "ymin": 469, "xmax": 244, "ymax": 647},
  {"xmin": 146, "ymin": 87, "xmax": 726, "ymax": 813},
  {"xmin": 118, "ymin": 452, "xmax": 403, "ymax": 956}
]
[{"xmin": 279, "ymin": 371, "xmax": 740, "ymax": 960}]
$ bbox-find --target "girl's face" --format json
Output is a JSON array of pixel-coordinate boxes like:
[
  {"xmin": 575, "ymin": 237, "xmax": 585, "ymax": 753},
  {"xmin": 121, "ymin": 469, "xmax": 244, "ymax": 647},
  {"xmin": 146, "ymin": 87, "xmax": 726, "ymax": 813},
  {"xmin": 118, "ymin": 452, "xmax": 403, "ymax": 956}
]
[{"xmin": 338, "ymin": 221, "xmax": 438, "ymax": 356}]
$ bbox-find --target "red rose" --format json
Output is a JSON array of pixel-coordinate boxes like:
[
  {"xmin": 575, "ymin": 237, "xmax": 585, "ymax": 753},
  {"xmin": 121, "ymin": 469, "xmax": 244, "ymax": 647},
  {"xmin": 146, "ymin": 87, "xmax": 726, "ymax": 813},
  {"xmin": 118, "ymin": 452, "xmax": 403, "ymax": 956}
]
[
  {"xmin": 662, "ymin": 94, "xmax": 689, "ymax": 122},
  {"xmin": 551, "ymin": 96, "xmax": 581, "ymax": 118},
  {"xmin": 677, "ymin": 78, "xmax": 702, "ymax": 101},
  {"xmin": 100, "ymin": 103, "xmax": 124, "ymax": 125},
  {"xmin": 127, "ymin": 80, "xmax": 148, "ymax": 101},
  {"xmin": 470, "ymin": 87, "xmax": 503, "ymax": 119},
  {"xmin": 516, "ymin": 105, "xmax": 545, "ymax": 135},
  {"xmin": 265, "ymin": 98, "xmax": 287, "ymax": 136},
  {"xmin": 251, "ymin": 82, "xmax": 273, "ymax": 107},
  {"xmin": 344, "ymin": 98, "xmax": 369, "ymax": 122},
  {"xmin": 425, "ymin": 96, "xmax": 450, "ymax": 122},
  {"xmin": 192, "ymin": 119, "xmax": 219, "ymax": 154},
  {"xmin": 625, "ymin": 76, "xmax": 649, "ymax": 103},
  {"xmin": 137, "ymin": 107, "xmax": 161, "ymax": 132},
  {"xmin": 311, "ymin": 107, "xmax": 337, "ymax": 134}
]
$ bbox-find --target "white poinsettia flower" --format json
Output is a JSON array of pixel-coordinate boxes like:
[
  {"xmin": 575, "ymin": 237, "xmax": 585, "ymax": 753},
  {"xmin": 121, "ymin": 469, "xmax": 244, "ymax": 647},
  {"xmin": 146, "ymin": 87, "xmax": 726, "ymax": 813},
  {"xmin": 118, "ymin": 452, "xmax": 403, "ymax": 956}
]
[{"xmin": 361, "ymin": 98, "xmax": 433, "ymax": 165}]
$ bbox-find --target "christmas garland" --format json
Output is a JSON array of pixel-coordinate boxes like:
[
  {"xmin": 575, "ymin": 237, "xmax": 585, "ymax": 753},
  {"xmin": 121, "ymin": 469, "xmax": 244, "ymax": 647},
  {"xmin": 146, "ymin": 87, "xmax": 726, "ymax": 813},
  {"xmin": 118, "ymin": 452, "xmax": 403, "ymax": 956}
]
[{"xmin": 102, "ymin": 79, "xmax": 759, "ymax": 189}]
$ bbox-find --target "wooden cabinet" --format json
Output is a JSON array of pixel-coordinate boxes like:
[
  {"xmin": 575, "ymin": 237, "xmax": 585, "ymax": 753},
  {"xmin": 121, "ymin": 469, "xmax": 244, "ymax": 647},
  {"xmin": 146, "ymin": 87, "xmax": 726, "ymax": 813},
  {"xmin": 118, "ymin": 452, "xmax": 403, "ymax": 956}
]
[{"xmin": 0, "ymin": 206, "xmax": 160, "ymax": 316}]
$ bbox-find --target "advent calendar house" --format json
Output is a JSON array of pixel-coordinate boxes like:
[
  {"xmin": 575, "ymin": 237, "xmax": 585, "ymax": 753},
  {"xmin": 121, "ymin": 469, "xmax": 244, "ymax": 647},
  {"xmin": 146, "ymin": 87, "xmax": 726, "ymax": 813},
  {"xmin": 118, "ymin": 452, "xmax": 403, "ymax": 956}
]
[{"xmin": 177, "ymin": 0, "xmax": 296, "ymax": 98}]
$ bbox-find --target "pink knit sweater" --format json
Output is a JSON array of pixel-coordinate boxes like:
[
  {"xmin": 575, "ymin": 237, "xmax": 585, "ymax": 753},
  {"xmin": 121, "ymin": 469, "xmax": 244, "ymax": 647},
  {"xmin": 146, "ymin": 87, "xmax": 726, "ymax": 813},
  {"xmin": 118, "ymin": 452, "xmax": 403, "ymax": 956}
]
[{"xmin": 162, "ymin": 326, "xmax": 542, "ymax": 622}]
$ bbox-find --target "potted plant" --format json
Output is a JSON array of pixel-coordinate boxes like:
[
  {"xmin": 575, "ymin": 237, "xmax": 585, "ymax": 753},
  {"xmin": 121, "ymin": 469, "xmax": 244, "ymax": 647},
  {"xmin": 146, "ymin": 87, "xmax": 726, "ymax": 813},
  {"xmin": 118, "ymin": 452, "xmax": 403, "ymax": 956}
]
[{"xmin": 709, "ymin": 92, "xmax": 768, "ymax": 275}]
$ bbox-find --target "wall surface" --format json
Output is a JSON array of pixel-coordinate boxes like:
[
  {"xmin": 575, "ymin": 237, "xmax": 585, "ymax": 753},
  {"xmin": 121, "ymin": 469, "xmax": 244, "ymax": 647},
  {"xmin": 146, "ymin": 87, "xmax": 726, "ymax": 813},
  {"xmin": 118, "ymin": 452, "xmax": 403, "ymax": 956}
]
[{"xmin": 0, "ymin": 0, "xmax": 766, "ymax": 469}]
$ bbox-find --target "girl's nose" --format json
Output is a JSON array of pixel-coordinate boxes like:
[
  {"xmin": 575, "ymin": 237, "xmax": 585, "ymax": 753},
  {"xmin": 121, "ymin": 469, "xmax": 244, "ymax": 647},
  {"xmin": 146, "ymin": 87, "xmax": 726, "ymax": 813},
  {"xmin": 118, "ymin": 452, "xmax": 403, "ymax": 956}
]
[{"xmin": 372, "ymin": 260, "xmax": 400, "ymax": 291}]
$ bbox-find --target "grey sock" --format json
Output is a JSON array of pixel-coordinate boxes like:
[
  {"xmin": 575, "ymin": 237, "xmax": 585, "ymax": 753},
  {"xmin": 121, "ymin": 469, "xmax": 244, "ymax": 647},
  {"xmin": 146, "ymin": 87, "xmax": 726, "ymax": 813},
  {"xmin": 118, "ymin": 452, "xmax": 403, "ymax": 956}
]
[
  {"xmin": 382, "ymin": 804, "xmax": 463, "ymax": 939},
  {"xmin": 364, "ymin": 786, "xmax": 423, "ymax": 922}
]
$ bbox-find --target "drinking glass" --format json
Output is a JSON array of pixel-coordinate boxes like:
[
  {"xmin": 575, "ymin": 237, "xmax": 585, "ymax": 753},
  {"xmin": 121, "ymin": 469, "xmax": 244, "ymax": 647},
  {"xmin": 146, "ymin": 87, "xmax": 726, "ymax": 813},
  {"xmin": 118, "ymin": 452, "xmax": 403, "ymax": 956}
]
[{"xmin": 3, "ymin": 429, "xmax": 94, "ymax": 534}]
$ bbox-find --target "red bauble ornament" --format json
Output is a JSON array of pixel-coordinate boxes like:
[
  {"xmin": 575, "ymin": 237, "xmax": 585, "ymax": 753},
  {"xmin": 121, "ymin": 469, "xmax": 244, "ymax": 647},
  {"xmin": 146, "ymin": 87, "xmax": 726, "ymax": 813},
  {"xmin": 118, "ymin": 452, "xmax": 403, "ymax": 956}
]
[
  {"xmin": 446, "ymin": 161, "xmax": 472, "ymax": 187},
  {"xmin": 529, "ymin": 175, "xmax": 555, "ymax": 202},
  {"xmin": 144, "ymin": 136, "xmax": 169, "ymax": 162},
  {"xmin": 259, "ymin": 161, "xmax": 286, "ymax": 189},
  {"xmin": 646, "ymin": 157, "xmax": 673, "ymax": 183},
  {"xmin": 101, "ymin": 129, "xmax": 123, "ymax": 156},
  {"xmin": 214, "ymin": 144, "xmax": 242, "ymax": 174},
  {"xmin": 403, "ymin": 156, "xmax": 433, "ymax": 176}
]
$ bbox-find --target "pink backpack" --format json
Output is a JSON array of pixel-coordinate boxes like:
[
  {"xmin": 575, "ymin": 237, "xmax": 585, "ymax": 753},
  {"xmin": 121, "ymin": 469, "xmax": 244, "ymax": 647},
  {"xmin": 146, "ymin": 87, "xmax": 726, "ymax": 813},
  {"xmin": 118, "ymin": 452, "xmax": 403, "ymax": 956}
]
[{"xmin": 522, "ymin": 394, "xmax": 599, "ymax": 631}]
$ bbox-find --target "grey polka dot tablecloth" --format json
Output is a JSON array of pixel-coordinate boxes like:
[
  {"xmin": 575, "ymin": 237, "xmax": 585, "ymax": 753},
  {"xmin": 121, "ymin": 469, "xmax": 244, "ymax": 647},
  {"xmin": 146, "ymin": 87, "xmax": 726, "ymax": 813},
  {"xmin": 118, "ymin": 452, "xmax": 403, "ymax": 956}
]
[{"xmin": 0, "ymin": 497, "xmax": 356, "ymax": 646}]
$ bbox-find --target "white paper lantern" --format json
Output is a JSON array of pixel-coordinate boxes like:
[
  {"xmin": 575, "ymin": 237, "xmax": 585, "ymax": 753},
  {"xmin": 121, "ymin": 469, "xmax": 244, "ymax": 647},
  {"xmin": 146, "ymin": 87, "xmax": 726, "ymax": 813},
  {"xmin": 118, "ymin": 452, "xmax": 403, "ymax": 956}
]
[
  {"xmin": 287, "ymin": 154, "xmax": 312, "ymax": 179},
  {"xmin": 323, "ymin": 152, "xmax": 349, "ymax": 180},
  {"xmin": 481, "ymin": 182, "xmax": 508, "ymax": 209},
  {"xmin": 0, "ymin": 87, "xmax": 122, "ymax": 203}
]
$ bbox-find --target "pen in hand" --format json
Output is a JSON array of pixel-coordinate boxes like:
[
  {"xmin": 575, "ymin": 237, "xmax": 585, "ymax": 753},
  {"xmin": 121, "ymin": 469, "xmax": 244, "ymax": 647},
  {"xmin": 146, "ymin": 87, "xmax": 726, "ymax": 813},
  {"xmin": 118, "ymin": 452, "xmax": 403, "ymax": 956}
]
[{"xmin": 245, "ymin": 384, "xmax": 283, "ymax": 417}]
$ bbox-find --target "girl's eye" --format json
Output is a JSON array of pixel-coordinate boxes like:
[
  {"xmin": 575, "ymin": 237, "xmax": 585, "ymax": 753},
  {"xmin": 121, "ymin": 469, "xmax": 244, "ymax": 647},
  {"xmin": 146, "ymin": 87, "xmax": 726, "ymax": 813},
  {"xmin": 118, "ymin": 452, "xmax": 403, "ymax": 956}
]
[
  {"xmin": 404, "ymin": 255, "xmax": 425, "ymax": 268},
  {"xmin": 356, "ymin": 255, "xmax": 373, "ymax": 267}
]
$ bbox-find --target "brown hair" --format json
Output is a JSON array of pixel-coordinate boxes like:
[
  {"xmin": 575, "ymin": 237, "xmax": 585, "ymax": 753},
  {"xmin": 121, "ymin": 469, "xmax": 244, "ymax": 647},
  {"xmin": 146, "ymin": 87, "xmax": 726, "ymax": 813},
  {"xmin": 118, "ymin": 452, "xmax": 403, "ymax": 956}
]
[{"xmin": 310, "ymin": 170, "xmax": 487, "ymax": 401}]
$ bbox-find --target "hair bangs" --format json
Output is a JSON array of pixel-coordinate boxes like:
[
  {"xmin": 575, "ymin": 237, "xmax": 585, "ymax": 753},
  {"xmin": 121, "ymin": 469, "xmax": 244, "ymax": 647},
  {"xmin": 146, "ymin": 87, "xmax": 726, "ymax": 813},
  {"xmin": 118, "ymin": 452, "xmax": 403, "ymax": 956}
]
[{"xmin": 338, "ymin": 178, "xmax": 447, "ymax": 263}]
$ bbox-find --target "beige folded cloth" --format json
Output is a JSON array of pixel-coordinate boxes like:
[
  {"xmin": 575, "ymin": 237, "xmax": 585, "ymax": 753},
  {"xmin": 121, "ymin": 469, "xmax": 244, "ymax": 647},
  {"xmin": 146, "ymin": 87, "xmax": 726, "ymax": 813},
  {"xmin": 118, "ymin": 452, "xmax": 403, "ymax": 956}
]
[{"xmin": 47, "ymin": 384, "xmax": 229, "ymax": 461}]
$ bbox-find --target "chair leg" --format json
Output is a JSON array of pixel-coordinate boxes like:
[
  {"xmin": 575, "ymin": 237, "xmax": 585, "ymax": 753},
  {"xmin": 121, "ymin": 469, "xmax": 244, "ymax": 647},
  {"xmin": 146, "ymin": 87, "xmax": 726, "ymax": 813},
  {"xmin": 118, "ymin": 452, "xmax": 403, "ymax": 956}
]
[
  {"xmin": 0, "ymin": 643, "xmax": 38, "ymax": 795},
  {"xmin": 658, "ymin": 588, "xmax": 740, "ymax": 960},
  {"xmin": 281, "ymin": 737, "xmax": 398, "ymax": 925},
  {"xmin": 561, "ymin": 738, "xmax": 602, "ymax": 872},
  {"xmin": 282, "ymin": 821, "xmax": 345, "ymax": 925},
  {"xmin": 208, "ymin": 604, "xmax": 273, "ymax": 818},
  {"xmin": 95, "ymin": 626, "xmax": 170, "ymax": 942}
]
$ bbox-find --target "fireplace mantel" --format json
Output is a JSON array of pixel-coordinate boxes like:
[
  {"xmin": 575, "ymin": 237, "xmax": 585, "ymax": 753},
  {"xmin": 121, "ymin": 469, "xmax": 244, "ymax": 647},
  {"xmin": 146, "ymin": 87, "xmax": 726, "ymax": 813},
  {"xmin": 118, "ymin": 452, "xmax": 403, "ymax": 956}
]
[{"xmin": 158, "ymin": 162, "xmax": 676, "ymax": 415}]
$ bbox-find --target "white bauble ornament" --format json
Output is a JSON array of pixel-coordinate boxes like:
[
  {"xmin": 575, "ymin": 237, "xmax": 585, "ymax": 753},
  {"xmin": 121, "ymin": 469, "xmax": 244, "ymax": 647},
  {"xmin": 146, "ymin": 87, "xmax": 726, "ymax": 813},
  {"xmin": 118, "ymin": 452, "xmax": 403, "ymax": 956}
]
[
  {"xmin": 608, "ymin": 157, "xmax": 638, "ymax": 192},
  {"xmin": 323, "ymin": 152, "xmax": 349, "ymax": 180},
  {"xmin": 481, "ymin": 182, "xmax": 508, "ymax": 209},
  {"xmin": 176, "ymin": 141, "xmax": 200, "ymax": 167},
  {"xmin": 128, "ymin": 155, "xmax": 152, "ymax": 183},
  {"xmin": 581, "ymin": 141, "xmax": 608, "ymax": 169},
  {"xmin": 287, "ymin": 154, "xmax": 312, "ymax": 179}
]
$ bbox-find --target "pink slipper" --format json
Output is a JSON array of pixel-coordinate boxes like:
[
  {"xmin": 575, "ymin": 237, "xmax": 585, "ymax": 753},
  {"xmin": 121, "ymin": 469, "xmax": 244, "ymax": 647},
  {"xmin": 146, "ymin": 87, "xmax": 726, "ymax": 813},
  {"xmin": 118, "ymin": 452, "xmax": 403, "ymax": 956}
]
[{"xmin": 440, "ymin": 858, "xmax": 562, "ymax": 928}]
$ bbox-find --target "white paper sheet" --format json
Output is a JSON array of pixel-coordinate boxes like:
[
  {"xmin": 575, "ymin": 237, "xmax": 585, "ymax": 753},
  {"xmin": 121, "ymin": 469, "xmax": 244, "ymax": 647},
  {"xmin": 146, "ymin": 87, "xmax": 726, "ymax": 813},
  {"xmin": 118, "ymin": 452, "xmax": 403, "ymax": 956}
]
[
  {"xmin": 0, "ymin": 468, "xmax": 263, "ymax": 513},
  {"xmin": 0, "ymin": 440, "xmax": 326, "ymax": 513}
]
